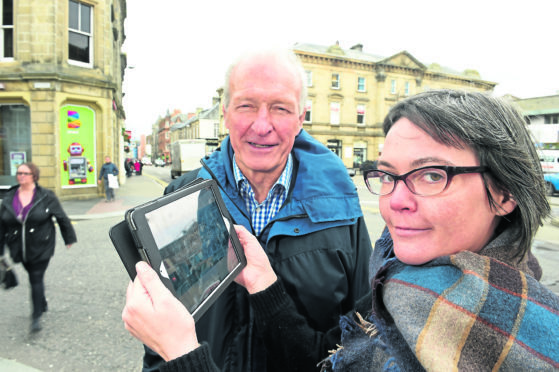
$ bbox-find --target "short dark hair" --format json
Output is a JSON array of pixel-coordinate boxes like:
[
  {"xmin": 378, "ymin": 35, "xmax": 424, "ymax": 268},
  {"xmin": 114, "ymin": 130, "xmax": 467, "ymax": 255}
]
[
  {"xmin": 383, "ymin": 89, "xmax": 551, "ymax": 259},
  {"xmin": 20, "ymin": 162, "xmax": 40, "ymax": 183}
]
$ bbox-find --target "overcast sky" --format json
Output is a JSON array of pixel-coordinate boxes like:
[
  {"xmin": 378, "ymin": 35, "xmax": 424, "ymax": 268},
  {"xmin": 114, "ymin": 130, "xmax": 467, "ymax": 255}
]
[{"xmin": 122, "ymin": 0, "xmax": 559, "ymax": 137}]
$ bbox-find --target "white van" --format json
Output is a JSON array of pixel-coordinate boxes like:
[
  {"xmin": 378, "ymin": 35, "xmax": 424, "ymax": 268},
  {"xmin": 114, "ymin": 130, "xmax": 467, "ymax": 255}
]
[{"xmin": 539, "ymin": 150, "xmax": 559, "ymax": 173}]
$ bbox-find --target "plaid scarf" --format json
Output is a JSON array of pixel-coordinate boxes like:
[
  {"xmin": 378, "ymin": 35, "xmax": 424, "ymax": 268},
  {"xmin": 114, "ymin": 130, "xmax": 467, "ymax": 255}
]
[{"xmin": 322, "ymin": 228, "xmax": 559, "ymax": 371}]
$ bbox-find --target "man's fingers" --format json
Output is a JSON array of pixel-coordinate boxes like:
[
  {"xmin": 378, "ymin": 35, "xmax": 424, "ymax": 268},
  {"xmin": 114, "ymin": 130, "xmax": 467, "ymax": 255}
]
[
  {"xmin": 234, "ymin": 225, "xmax": 250, "ymax": 242},
  {"xmin": 134, "ymin": 261, "xmax": 171, "ymax": 306}
]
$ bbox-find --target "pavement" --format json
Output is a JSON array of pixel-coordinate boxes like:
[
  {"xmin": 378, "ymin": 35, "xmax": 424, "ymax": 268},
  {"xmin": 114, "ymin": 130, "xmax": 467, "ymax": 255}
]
[
  {"xmin": 0, "ymin": 174, "xmax": 169, "ymax": 372},
  {"xmin": 61, "ymin": 173, "xmax": 169, "ymax": 221}
]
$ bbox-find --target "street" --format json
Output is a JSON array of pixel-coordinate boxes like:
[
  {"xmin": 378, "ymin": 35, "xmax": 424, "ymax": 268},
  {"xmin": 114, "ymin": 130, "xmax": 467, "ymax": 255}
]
[
  {"xmin": 0, "ymin": 215, "xmax": 145, "ymax": 371},
  {"xmin": 0, "ymin": 165, "xmax": 558, "ymax": 371}
]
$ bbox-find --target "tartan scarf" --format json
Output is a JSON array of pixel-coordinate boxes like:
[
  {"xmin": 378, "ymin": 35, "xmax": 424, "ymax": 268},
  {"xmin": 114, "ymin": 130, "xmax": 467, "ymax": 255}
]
[{"xmin": 322, "ymin": 227, "xmax": 559, "ymax": 371}]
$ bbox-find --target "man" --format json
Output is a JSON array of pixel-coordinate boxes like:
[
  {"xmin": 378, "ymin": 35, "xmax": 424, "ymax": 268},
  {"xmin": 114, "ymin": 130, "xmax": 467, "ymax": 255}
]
[
  {"xmin": 140, "ymin": 49, "xmax": 372, "ymax": 371},
  {"xmin": 97, "ymin": 156, "xmax": 118, "ymax": 202}
]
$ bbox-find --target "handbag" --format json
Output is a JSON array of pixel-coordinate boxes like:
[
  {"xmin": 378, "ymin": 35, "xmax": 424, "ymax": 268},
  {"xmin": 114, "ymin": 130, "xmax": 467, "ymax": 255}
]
[
  {"xmin": 0, "ymin": 257, "xmax": 18, "ymax": 290},
  {"xmin": 107, "ymin": 173, "xmax": 119, "ymax": 189}
]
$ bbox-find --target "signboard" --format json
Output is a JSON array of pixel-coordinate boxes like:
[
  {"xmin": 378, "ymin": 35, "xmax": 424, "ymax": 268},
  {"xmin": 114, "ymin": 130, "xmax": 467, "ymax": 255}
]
[
  {"xmin": 10, "ymin": 152, "xmax": 26, "ymax": 175},
  {"xmin": 59, "ymin": 105, "xmax": 96, "ymax": 187}
]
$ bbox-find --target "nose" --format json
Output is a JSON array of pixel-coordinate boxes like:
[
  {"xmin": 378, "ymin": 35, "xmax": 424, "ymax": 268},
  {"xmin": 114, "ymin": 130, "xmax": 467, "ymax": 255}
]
[
  {"xmin": 387, "ymin": 179, "xmax": 417, "ymax": 211},
  {"xmin": 251, "ymin": 106, "xmax": 273, "ymax": 136}
]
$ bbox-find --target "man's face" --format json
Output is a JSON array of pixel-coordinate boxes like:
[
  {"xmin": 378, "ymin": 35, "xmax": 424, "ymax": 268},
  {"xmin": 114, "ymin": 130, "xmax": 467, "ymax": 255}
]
[
  {"xmin": 224, "ymin": 55, "xmax": 305, "ymax": 182},
  {"xmin": 105, "ymin": 156, "xmax": 111, "ymax": 163}
]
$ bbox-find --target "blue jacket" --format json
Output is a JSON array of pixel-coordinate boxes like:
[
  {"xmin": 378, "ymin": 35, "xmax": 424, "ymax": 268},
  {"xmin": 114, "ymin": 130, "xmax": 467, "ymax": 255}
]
[
  {"xmin": 98, "ymin": 162, "xmax": 118, "ymax": 180},
  {"xmin": 145, "ymin": 130, "xmax": 372, "ymax": 372}
]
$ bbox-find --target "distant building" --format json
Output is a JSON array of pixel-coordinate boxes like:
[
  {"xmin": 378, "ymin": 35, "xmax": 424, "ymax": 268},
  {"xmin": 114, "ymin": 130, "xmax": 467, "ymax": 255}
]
[
  {"xmin": 511, "ymin": 94, "xmax": 559, "ymax": 148},
  {"xmin": 292, "ymin": 42, "xmax": 496, "ymax": 169},
  {"xmin": 170, "ymin": 99, "xmax": 221, "ymax": 155},
  {"xmin": 0, "ymin": 0, "xmax": 127, "ymax": 199}
]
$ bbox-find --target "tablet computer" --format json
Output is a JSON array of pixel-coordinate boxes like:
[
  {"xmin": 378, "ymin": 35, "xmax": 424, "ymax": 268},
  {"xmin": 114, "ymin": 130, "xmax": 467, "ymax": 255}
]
[{"xmin": 110, "ymin": 178, "xmax": 246, "ymax": 322}]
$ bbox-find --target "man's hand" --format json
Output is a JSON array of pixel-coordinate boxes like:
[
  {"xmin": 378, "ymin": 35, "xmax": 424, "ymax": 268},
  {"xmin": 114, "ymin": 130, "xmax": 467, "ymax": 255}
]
[
  {"xmin": 122, "ymin": 262, "xmax": 200, "ymax": 361},
  {"xmin": 233, "ymin": 225, "xmax": 277, "ymax": 294}
]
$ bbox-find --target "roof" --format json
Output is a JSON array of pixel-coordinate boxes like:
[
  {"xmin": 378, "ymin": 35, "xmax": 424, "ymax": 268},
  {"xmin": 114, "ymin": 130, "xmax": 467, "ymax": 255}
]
[
  {"xmin": 513, "ymin": 94, "xmax": 559, "ymax": 116},
  {"xmin": 293, "ymin": 42, "xmax": 384, "ymax": 64},
  {"xmin": 292, "ymin": 42, "xmax": 489, "ymax": 81},
  {"xmin": 170, "ymin": 102, "xmax": 220, "ymax": 132}
]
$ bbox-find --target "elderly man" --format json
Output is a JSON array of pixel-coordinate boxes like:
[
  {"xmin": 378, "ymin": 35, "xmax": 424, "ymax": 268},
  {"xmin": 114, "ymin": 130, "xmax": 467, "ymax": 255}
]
[{"xmin": 127, "ymin": 49, "xmax": 372, "ymax": 372}]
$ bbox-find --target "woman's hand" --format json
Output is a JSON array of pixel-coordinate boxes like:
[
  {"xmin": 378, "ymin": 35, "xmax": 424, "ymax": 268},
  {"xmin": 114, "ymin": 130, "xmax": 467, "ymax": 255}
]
[
  {"xmin": 233, "ymin": 225, "xmax": 277, "ymax": 294},
  {"xmin": 122, "ymin": 261, "xmax": 200, "ymax": 361}
]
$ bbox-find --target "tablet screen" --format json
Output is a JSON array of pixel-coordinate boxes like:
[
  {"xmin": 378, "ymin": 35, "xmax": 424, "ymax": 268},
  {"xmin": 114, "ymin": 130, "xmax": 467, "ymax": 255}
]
[{"xmin": 144, "ymin": 186, "xmax": 237, "ymax": 313}]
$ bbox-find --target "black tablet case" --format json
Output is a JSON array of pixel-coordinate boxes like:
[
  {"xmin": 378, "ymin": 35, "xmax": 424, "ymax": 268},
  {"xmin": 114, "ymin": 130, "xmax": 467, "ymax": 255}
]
[
  {"xmin": 108, "ymin": 179, "xmax": 246, "ymax": 322},
  {"xmin": 109, "ymin": 220, "xmax": 142, "ymax": 280}
]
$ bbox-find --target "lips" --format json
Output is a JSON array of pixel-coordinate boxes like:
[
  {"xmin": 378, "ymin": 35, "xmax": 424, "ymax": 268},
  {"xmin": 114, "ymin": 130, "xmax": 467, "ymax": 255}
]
[
  {"xmin": 248, "ymin": 141, "xmax": 275, "ymax": 148},
  {"xmin": 393, "ymin": 226, "xmax": 430, "ymax": 237}
]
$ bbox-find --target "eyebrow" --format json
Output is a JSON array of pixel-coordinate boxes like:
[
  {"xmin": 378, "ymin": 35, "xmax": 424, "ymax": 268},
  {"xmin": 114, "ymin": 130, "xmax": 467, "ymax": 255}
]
[{"xmin": 378, "ymin": 157, "xmax": 455, "ymax": 171}]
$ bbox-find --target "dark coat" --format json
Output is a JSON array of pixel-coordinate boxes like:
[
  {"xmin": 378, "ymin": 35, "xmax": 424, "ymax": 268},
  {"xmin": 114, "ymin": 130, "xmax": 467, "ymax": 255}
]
[{"xmin": 0, "ymin": 185, "xmax": 77, "ymax": 263}]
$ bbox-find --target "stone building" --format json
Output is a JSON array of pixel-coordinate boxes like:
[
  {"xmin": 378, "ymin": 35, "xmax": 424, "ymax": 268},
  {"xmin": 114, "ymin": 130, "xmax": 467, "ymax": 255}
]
[
  {"xmin": 511, "ymin": 94, "xmax": 559, "ymax": 148},
  {"xmin": 169, "ymin": 99, "xmax": 221, "ymax": 156},
  {"xmin": 0, "ymin": 0, "xmax": 127, "ymax": 199},
  {"xmin": 293, "ymin": 42, "xmax": 496, "ymax": 169}
]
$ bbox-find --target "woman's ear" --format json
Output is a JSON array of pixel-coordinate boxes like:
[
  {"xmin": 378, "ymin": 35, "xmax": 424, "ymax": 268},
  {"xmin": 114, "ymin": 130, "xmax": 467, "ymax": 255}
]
[{"xmin": 495, "ymin": 193, "xmax": 517, "ymax": 216}]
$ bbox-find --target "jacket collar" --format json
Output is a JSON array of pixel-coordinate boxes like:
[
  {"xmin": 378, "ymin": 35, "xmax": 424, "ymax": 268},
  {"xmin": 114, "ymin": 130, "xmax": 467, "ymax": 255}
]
[{"xmin": 201, "ymin": 129, "xmax": 362, "ymax": 224}]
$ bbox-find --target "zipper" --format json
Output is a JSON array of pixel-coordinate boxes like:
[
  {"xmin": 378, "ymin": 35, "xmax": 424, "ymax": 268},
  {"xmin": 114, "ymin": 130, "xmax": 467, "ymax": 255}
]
[{"xmin": 21, "ymin": 190, "xmax": 47, "ymax": 263}]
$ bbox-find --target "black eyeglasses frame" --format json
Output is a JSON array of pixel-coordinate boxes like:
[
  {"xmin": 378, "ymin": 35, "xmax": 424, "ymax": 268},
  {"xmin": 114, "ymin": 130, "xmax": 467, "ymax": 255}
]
[{"xmin": 363, "ymin": 165, "xmax": 489, "ymax": 196}]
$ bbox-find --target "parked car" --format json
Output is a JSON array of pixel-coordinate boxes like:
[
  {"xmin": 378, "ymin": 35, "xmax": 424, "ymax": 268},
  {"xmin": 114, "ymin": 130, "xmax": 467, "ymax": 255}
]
[
  {"xmin": 154, "ymin": 159, "xmax": 165, "ymax": 167},
  {"xmin": 544, "ymin": 173, "xmax": 559, "ymax": 196},
  {"xmin": 141, "ymin": 157, "xmax": 152, "ymax": 165}
]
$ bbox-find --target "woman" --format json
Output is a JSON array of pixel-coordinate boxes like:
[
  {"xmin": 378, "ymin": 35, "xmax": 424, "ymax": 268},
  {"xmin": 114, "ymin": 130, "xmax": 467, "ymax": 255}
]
[
  {"xmin": 0, "ymin": 162, "xmax": 77, "ymax": 332},
  {"xmin": 122, "ymin": 90, "xmax": 559, "ymax": 371}
]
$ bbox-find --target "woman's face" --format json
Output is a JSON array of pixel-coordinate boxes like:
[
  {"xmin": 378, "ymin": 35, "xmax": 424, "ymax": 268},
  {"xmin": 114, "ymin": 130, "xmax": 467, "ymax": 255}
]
[
  {"xmin": 16, "ymin": 165, "xmax": 34, "ymax": 186},
  {"xmin": 378, "ymin": 118, "xmax": 516, "ymax": 265}
]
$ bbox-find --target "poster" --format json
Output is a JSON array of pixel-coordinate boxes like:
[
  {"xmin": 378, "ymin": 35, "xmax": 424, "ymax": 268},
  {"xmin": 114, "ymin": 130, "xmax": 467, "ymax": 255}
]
[
  {"xmin": 59, "ymin": 105, "xmax": 96, "ymax": 187},
  {"xmin": 10, "ymin": 152, "xmax": 26, "ymax": 175}
]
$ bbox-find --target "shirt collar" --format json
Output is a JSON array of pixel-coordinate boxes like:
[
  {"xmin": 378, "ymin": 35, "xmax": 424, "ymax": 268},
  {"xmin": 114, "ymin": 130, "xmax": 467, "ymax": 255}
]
[{"xmin": 233, "ymin": 153, "xmax": 293, "ymax": 194}]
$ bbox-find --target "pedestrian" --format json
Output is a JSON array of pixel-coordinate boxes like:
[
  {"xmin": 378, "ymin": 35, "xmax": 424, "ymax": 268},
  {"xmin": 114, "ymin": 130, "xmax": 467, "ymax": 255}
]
[
  {"xmin": 123, "ymin": 90, "xmax": 559, "ymax": 371},
  {"xmin": 98, "ymin": 155, "xmax": 119, "ymax": 202},
  {"xmin": 137, "ymin": 160, "xmax": 143, "ymax": 175},
  {"xmin": 124, "ymin": 158, "xmax": 132, "ymax": 178},
  {"xmin": 134, "ymin": 160, "xmax": 141, "ymax": 175},
  {"xmin": 127, "ymin": 48, "xmax": 373, "ymax": 372},
  {"xmin": 0, "ymin": 162, "xmax": 77, "ymax": 332}
]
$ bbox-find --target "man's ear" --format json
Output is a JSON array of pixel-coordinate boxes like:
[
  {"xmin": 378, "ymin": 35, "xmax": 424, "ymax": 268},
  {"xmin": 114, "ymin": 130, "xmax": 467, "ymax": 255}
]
[
  {"xmin": 495, "ymin": 193, "xmax": 517, "ymax": 216},
  {"xmin": 223, "ymin": 105, "xmax": 230, "ymax": 130},
  {"xmin": 298, "ymin": 109, "xmax": 306, "ymax": 129}
]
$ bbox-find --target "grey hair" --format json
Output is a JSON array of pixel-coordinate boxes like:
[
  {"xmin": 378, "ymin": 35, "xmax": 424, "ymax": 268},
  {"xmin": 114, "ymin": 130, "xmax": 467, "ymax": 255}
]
[
  {"xmin": 222, "ymin": 48, "xmax": 308, "ymax": 115},
  {"xmin": 383, "ymin": 89, "xmax": 551, "ymax": 259}
]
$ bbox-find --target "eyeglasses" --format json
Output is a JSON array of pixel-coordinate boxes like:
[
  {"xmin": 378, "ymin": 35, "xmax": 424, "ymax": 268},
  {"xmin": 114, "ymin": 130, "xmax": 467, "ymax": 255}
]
[
  {"xmin": 16, "ymin": 172, "xmax": 33, "ymax": 176},
  {"xmin": 363, "ymin": 165, "xmax": 488, "ymax": 196}
]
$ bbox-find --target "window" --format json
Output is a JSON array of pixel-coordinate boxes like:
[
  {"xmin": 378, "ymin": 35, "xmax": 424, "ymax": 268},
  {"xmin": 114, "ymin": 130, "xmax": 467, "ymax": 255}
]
[
  {"xmin": 330, "ymin": 102, "xmax": 340, "ymax": 125},
  {"xmin": 357, "ymin": 77, "xmax": 366, "ymax": 92},
  {"xmin": 304, "ymin": 100, "xmax": 312, "ymax": 122},
  {"xmin": 356, "ymin": 104, "xmax": 365, "ymax": 124},
  {"xmin": 390, "ymin": 79, "xmax": 396, "ymax": 94},
  {"xmin": 327, "ymin": 139, "xmax": 342, "ymax": 157},
  {"xmin": 68, "ymin": 0, "xmax": 92, "ymax": 66},
  {"xmin": 331, "ymin": 73, "xmax": 340, "ymax": 89},
  {"xmin": 405, "ymin": 81, "xmax": 410, "ymax": 96},
  {"xmin": 0, "ymin": 105, "xmax": 32, "ymax": 188},
  {"xmin": 213, "ymin": 122, "xmax": 219, "ymax": 138},
  {"xmin": 544, "ymin": 115, "xmax": 558, "ymax": 124},
  {"xmin": 305, "ymin": 70, "xmax": 313, "ymax": 87},
  {"xmin": 353, "ymin": 145, "xmax": 367, "ymax": 169},
  {"xmin": 1, "ymin": 0, "xmax": 13, "ymax": 60}
]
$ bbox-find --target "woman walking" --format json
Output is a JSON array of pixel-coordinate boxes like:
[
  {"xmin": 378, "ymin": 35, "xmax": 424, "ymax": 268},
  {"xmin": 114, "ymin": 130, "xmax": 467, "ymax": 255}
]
[{"xmin": 0, "ymin": 162, "xmax": 77, "ymax": 332}]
